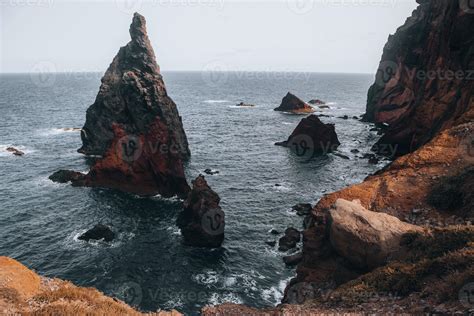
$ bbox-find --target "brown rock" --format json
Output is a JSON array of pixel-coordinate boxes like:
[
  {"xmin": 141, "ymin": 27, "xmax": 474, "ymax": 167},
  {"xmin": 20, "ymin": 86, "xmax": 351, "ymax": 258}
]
[
  {"xmin": 52, "ymin": 13, "xmax": 190, "ymax": 198},
  {"xmin": 275, "ymin": 115, "xmax": 340, "ymax": 155},
  {"xmin": 177, "ymin": 175, "xmax": 225, "ymax": 248},
  {"xmin": 364, "ymin": 1, "xmax": 474, "ymax": 156},
  {"xmin": 328, "ymin": 199, "xmax": 423, "ymax": 269},
  {"xmin": 274, "ymin": 92, "xmax": 315, "ymax": 113},
  {"xmin": 6, "ymin": 147, "xmax": 24, "ymax": 156},
  {"xmin": 308, "ymin": 99, "xmax": 325, "ymax": 105}
]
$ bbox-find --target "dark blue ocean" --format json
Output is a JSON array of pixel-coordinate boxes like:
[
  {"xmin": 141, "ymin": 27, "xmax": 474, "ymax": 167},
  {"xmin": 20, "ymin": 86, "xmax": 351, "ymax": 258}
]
[{"xmin": 0, "ymin": 71, "xmax": 384, "ymax": 314}]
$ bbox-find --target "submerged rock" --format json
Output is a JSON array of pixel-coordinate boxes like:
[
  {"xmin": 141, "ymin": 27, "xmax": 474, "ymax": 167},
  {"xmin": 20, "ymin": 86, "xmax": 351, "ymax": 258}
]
[
  {"xmin": 52, "ymin": 13, "xmax": 190, "ymax": 198},
  {"xmin": 78, "ymin": 224, "xmax": 115, "ymax": 242},
  {"xmin": 6, "ymin": 147, "xmax": 24, "ymax": 156},
  {"xmin": 308, "ymin": 99, "xmax": 325, "ymax": 105},
  {"xmin": 236, "ymin": 102, "xmax": 255, "ymax": 107},
  {"xmin": 204, "ymin": 168, "xmax": 219, "ymax": 175},
  {"xmin": 278, "ymin": 227, "xmax": 301, "ymax": 251},
  {"xmin": 292, "ymin": 203, "xmax": 312, "ymax": 216},
  {"xmin": 274, "ymin": 92, "xmax": 315, "ymax": 114},
  {"xmin": 283, "ymin": 252, "xmax": 303, "ymax": 266},
  {"xmin": 329, "ymin": 199, "xmax": 423, "ymax": 269},
  {"xmin": 177, "ymin": 175, "xmax": 225, "ymax": 248},
  {"xmin": 275, "ymin": 115, "xmax": 340, "ymax": 156}
]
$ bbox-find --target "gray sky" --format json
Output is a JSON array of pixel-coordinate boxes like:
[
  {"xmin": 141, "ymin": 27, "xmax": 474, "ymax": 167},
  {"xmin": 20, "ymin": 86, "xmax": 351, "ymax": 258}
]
[{"xmin": 0, "ymin": 0, "xmax": 418, "ymax": 73}]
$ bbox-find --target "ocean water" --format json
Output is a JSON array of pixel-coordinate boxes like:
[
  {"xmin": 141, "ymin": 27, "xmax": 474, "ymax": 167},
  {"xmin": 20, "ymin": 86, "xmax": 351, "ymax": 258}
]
[{"xmin": 0, "ymin": 71, "xmax": 384, "ymax": 314}]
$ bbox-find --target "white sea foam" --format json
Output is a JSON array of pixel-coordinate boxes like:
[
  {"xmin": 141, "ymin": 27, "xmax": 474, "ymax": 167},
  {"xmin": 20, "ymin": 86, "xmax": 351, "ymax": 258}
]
[
  {"xmin": 208, "ymin": 292, "xmax": 243, "ymax": 305},
  {"xmin": 38, "ymin": 128, "xmax": 81, "ymax": 137},
  {"xmin": 193, "ymin": 270, "xmax": 219, "ymax": 285},
  {"xmin": 261, "ymin": 277, "xmax": 291, "ymax": 305}
]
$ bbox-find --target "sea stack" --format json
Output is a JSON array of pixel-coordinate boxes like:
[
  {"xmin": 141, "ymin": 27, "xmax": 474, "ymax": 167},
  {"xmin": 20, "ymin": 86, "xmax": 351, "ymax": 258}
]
[
  {"xmin": 274, "ymin": 92, "xmax": 315, "ymax": 113},
  {"xmin": 51, "ymin": 13, "xmax": 190, "ymax": 198},
  {"xmin": 177, "ymin": 175, "xmax": 225, "ymax": 248},
  {"xmin": 275, "ymin": 115, "xmax": 340, "ymax": 155},
  {"xmin": 364, "ymin": 1, "xmax": 474, "ymax": 156}
]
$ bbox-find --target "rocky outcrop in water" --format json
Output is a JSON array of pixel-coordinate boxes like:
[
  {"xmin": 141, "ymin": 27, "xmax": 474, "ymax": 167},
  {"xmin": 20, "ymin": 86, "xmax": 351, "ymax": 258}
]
[
  {"xmin": 51, "ymin": 13, "xmax": 190, "ymax": 198},
  {"xmin": 78, "ymin": 224, "xmax": 115, "ymax": 242},
  {"xmin": 6, "ymin": 147, "xmax": 24, "ymax": 156},
  {"xmin": 364, "ymin": 1, "xmax": 474, "ymax": 156},
  {"xmin": 274, "ymin": 92, "xmax": 315, "ymax": 113},
  {"xmin": 308, "ymin": 99, "xmax": 325, "ymax": 105},
  {"xmin": 275, "ymin": 115, "xmax": 340, "ymax": 155},
  {"xmin": 177, "ymin": 175, "xmax": 225, "ymax": 248},
  {"xmin": 0, "ymin": 256, "xmax": 181, "ymax": 315}
]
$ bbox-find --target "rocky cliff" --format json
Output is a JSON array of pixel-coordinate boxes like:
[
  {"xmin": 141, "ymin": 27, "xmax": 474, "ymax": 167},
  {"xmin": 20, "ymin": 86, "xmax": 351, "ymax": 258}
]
[
  {"xmin": 364, "ymin": 0, "xmax": 474, "ymax": 156},
  {"xmin": 0, "ymin": 257, "xmax": 181, "ymax": 315},
  {"xmin": 51, "ymin": 13, "xmax": 190, "ymax": 198}
]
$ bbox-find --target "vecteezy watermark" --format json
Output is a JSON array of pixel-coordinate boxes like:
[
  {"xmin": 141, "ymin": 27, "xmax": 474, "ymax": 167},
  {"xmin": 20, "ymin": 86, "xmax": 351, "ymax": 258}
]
[
  {"xmin": 2, "ymin": 0, "xmax": 54, "ymax": 7},
  {"xmin": 116, "ymin": 135, "xmax": 143, "ymax": 162},
  {"xmin": 375, "ymin": 60, "xmax": 399, "ymax": 87},
  {"xmin": 286, "ymin": 0, "xmax": 315, "ymax": 15},
  {"xmin": 113, "ymin": 280, "xmax": 143, "ymax": 306},
  {"xmin": 460, "ymin": 0, "xmax": 474, "ymax": 14},
  {"xmin": 201, "ymin": 208, "xmax": 225, "ymax": 236},
  {"xmin": 30, "ymin": 61, "xmax": 57, "ymax": 87},
  {"xmin": 459, "ymin": 282, "xmax": 474, "ymax": 308},
  {"xmin": 115, "ymin": 0, "xmax": 143, "ymax": 14},
  {"xmin": 115, "ymin": 0, "xmax": 224, "ymax": 14},
  {"xmin": 287, "ymin": 134, "xmax": 315, "ymax": 162},
  {"xmin": 201, "ymin": 61, "xmax": 229, "ymax": 87}
]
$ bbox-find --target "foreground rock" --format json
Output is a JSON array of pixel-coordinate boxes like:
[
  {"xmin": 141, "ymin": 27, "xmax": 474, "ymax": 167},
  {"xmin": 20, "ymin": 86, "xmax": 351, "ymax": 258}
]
[
  {"xmin": 364, "ymin": 1, "xmax": 474, "ymax": 156},
  {"xmin": 6, "ymin": 147, "xmax": 24, "ymax": 156},
  {"xmin": 274, "ymin": 92, "xmax": 315, "ymax": 114},
  {"xmin": 78, "ymin": 224, "xmax": 115, "ymax": 242},
  {"xmin": 177, "ymin": 175, "xmax": 225, "ymax": 248},
  {"xmin": 275, "ymin": 115, "xmax": 340, "ymax": 155},
  {"xmin": 52, "ymin": 13, "xmax": 190, "ymax": 198},
  {"xmin": 0, "ymin": 256, "xmax": 181, "ymax": 315},
  {"xmin": 329, "ymin": 199, "xmax": 423, "ymax": 269}
]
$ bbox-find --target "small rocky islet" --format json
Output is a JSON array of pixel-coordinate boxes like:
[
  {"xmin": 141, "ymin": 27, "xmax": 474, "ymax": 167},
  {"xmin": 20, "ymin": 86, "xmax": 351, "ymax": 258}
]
[{"xmin": 2, "ymin": 1, "xmax": 473, "ymax": 315}]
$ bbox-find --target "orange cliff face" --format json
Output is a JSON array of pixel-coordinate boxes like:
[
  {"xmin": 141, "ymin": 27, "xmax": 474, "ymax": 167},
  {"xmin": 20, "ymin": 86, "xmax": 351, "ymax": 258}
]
[
  {"xmin": 0, "ymin": 256, "xmax": 181, "ymax": 315},
  {"xmin": 364, "ymin": 0, "xmax": 474, "ymax": 157}
]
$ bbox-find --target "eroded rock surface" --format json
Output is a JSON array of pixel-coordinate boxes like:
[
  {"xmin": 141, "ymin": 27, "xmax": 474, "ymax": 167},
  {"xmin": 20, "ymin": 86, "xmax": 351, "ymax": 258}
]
[
  {"xmin": 51, "ymin": 13, "xmax": 190, "ymax": 197},
  {"xmin": 364, "ymin": 1, "xmax": 474, "ymax": 156},
  {"xmin": 274, "ymin": 92, "xmax": 315, "ymax": 113},
  {"xmin": 177, "ymin": 175, "xmax": 225, "ymax": 248}
]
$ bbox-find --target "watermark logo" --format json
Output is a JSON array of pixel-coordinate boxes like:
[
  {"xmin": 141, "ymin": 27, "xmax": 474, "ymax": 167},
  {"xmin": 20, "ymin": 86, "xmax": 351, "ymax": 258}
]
[
  {"xmin": 287, "ymin": 0, "xmax": 315, "ymax": 15},
  {"xmin": 116, "ymin": 135, "xmax": 143, "ymax": 162},
  {"xmin": 202, "ymin": 61, "xmax": 228, "ymax": 87},
  {"xmin": 287, "ymin": 134, "xmax": 315, "ymax": 162},
  {"xmin": 375, "ymin": 60, "xmax": 398, "ymax": 87},
  {"xmin": 459, "ymin": 282, "xmax": 474, "ymax": 308},
  {"xmin": 460, "ymin": 0, "xmax": 474, "ymax": 14},
  {"xmin": 115, "ymin": 281, "xmax": 143, "ymax": 306},
  {"xmin": 201, "ymin": 208, "xmax": 225, "ymax": 236},
  {"xmin": 30, "ymin": 61, "xmax": 56, "ymax": 87},
  {"xmin": 115, "ymin": 0, "xmax": 142, "ymax": 14}
]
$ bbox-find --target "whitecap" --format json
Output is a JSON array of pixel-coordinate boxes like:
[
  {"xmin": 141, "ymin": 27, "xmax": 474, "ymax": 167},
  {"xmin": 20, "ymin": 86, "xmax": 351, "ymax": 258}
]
[
  {"xmin": 38, "ymin": 128, "xmax": 81, "ymax": 137},
  {"xmin": 193, "ymin": 270, "xmax": 219, "ymax": 286},
  {"xmin": 208, "ymin": 292, "xmax": 243, "ymax": 305}
]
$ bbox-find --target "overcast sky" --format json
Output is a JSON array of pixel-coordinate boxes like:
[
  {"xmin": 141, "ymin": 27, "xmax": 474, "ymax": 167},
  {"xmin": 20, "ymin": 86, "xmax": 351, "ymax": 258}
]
[{"xmin": 0, "ymin": 0, "xmax": 418, "ymax": 73}]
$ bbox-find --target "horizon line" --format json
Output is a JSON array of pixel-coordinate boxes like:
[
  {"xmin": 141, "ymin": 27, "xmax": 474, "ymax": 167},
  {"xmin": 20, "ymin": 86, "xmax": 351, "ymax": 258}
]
[{"xmin": 0, "ymin": 70, "xmax": 375, "ymax": 75}]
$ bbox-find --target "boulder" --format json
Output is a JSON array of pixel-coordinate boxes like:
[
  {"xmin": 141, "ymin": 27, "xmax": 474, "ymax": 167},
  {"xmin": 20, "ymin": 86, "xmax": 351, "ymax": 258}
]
[
  {"xmin": 275, "ymin": 115, "xmax": 340, "ymax": 155},
  {"xmin": 204, "ymin": 168, "xmax": 219, "ymax": 175},
  {"xmin": 78, "ymin": 224, "xmax": 115, "ymax": 242},
  {"xmin": 278, "ymin": 227, "xmax": 301, "ymax": 251},
  {"xmin": 6, "ymin": 147, "xmax": 24, "ymax": 156},
  {"xmin": 52, "ymin": 13, "xmax": 190, "ymax": 198},
  {"xmin": 328, "ymin": 199, "xmax": 423, "ymax": 269},
  {"xmin": 274, "ymin": 92, "xmax": 315, "ymax": 113},
  {"xmin": 177, "ymin": 175, "xmax": 225, "ymax": 248},
  {"xmin": 49, "ymin": 170, "xmax": 86, "ymax": 184},
  {"xmin": 292, "ymin": 203, "xmax": 312, "ymax": 216},
  {"xmin": 283, "ymin": 252, "xmax": 303, "ymax": 266}
]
